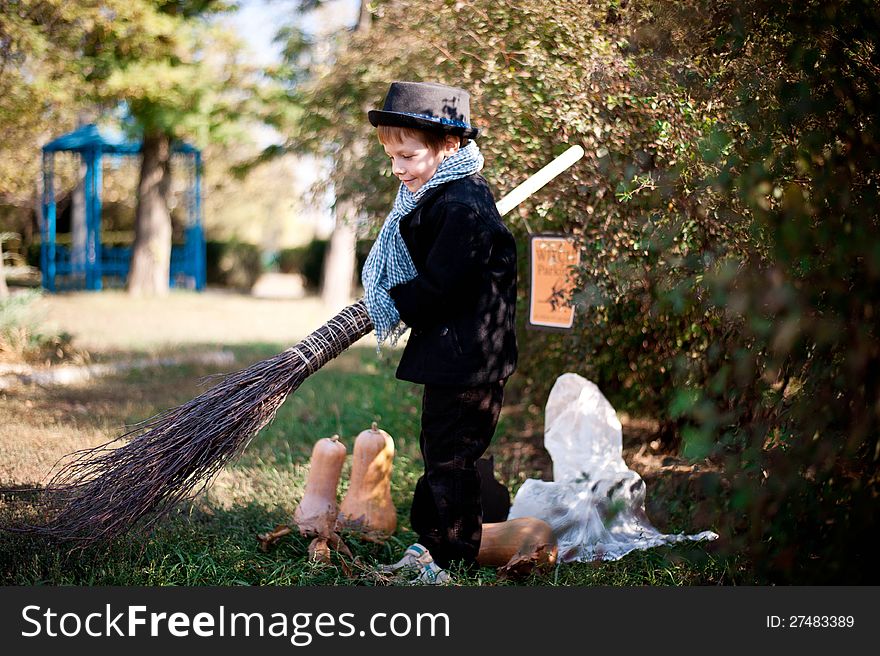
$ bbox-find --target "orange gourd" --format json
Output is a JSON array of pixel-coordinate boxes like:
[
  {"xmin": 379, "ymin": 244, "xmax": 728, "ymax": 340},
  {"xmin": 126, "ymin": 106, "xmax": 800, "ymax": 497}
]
[
  {"xmin": 337, "ymin": 422, "xmax": 397, "ymax": 539},
  {"xmin": 477, "ymin": 517, "xmax": 558, "ymax": 573},
  {"xmin": 292, "ymin": 434, "xmax": 347, "ymax": 537}
]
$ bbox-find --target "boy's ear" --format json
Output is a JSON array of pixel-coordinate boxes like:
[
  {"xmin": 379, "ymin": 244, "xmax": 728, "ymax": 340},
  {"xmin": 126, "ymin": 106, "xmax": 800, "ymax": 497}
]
[{"xmin": 444, "ymin": 134, "xmax": 461, "ymax": 155}]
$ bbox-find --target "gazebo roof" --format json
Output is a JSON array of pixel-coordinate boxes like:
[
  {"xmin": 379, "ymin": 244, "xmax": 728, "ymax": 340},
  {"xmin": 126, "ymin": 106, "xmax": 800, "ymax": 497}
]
[{"xmin": 42, "ymin": 123, "xmax": 199, "ymax": 155}]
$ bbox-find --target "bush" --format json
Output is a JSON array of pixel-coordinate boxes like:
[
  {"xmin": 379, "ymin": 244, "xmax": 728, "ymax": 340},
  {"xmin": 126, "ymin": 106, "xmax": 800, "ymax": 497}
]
[
  {"xmin": 278, "ymin": 238, "xmax": 373, "ymax": 291},
  {"xmin": 205, "ymin": 240, "xmax": 262, "ymax": 291},
  {"xmin": 278, "ymin": 240, "xmax": 328, "ymax": 290},
  {"xmin": 296, "ymin": 0, "xmax": 880, "ymax": 582}
]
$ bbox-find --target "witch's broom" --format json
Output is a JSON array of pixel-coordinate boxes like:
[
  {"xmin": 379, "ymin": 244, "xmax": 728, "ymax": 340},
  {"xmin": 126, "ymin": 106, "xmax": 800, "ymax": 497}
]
[{"xmin": 29, "ymin": 145, "xmax": 585, "ymax": 547}]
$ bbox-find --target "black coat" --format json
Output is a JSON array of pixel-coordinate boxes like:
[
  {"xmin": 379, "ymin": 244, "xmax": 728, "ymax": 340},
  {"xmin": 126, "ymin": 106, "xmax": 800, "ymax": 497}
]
[{"xmin": 389, "ymin": 173, "xmax": 518, "ymax": 386}]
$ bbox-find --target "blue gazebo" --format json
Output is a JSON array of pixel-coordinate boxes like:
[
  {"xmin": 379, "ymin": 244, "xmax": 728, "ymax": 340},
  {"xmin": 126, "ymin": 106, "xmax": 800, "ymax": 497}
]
[{"xmin": 40, "ymin": 124, "xmax": 206, "ymax": 291}]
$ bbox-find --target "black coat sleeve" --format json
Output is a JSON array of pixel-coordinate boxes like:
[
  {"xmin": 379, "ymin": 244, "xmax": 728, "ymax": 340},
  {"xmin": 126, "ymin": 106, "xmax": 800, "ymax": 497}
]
[{"xmin": 388, "ymin": 201, "xmax": 492, "ymax": 330}]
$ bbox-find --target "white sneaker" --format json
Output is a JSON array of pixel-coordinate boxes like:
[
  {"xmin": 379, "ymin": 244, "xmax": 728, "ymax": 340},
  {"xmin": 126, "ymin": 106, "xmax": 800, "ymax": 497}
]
[
  {"xmin": 381, "ymin": 543, "xmax": 451, "ymax": 585},
  {"xmin": 409, "ymin": 560, "xmax": 451, "ymax": 585}
]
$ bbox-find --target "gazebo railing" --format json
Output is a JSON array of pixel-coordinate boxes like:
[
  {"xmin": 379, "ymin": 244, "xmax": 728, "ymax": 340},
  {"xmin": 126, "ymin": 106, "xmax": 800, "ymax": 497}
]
[{"xmin": 46, "ymin": 242, "xmax": 197, "ymax": 291}]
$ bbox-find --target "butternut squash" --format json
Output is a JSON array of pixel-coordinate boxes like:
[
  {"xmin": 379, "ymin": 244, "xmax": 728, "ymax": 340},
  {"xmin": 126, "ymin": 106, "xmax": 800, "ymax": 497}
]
[
  {"xmin": 292, "ymin": 434, "xmax": 347, "ymax": 537},
  {"xmin": 336, "ymin": 422, "xmax": 397, "ymax": 539},
  {"xmin": 477, "ymin": 517, "xmax": 558, "ymax": 576}
]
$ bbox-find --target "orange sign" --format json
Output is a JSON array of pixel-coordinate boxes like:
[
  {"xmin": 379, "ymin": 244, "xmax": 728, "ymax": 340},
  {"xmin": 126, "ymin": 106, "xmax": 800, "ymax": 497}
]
[{"xmin": 528, "ymin": 234, "xmax": 580, "ymax": 331}]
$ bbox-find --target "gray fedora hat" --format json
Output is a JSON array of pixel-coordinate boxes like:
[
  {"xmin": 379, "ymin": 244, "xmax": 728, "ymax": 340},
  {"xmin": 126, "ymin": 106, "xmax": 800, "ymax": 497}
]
[{"xmin": 368, "ymin": 81, "xmax": 480, "ymax": 139}]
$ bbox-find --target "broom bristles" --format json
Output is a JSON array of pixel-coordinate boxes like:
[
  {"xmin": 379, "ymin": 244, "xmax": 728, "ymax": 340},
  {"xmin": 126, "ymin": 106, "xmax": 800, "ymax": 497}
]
[{"xmin": 28, "ymin": 300, "xmax": 374, "ymax": 547}]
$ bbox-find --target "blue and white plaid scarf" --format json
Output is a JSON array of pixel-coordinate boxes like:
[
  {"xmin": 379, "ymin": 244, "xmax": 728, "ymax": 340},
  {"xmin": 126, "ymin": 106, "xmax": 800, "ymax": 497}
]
[{"xmin": 362, "ymin": 140, "xmax": 484, "ymax": 347}]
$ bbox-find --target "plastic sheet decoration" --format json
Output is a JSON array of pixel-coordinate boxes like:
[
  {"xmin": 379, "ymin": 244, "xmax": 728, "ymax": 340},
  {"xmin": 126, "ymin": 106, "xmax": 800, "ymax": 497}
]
[{"xmin": 508, "ymin": 373, "xmax": 719, "ymax": 562}]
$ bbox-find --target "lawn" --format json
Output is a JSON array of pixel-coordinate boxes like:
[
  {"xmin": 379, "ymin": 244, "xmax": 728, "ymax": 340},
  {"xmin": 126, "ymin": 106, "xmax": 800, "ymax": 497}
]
[{"xmin": 0, "ymin": 290, "xmax": 749, "ymax": 585}]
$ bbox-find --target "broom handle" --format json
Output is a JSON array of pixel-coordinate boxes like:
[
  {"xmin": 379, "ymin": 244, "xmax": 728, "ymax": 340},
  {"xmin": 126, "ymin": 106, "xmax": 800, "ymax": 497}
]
[{"xmin": 494, "ymin": 145, "xmax": 585, "ymax": 217}]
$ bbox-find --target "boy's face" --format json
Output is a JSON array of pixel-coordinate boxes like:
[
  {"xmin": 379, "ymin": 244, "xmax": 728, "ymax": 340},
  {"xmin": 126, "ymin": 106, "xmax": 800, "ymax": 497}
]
[{"xmin": 382, "ymin": 133, "xmax": 458, "ymax": 193}]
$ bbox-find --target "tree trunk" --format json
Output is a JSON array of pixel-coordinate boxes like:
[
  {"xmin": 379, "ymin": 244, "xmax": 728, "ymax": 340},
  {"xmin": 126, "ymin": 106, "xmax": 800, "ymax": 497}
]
[
  {"xmin": 127, "ymin": 131, "xmax": 173, "ymax": 296},
  {"xmin": 320, "ymin": 205, "xmax": 358, "ymax": 311},
  {"xmin": 319, "ymin": 0, "xmax": 371, "ymax": 309}
]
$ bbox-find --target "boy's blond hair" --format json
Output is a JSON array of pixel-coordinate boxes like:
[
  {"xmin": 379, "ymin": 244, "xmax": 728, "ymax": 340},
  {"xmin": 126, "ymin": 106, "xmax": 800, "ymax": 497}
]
[{"xmin": 377, "ymin": 125, "xmax": 469, "ymax": 153}]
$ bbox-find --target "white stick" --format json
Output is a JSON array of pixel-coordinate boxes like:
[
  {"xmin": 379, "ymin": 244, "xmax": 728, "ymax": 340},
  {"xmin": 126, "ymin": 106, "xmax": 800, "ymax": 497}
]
[{"xmin": 494, "ymin": 144, "xmax": 585, "ymax": 217}]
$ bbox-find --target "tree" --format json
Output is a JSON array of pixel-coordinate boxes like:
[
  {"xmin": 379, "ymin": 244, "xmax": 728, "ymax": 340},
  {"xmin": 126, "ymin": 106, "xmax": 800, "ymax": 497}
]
[
  {"xmin": 0, "ymin": 1, "xmax": 261, "ymax": 296},
  {"xmin": 261, "ymin": 0, "xmax": 371, "ymax": 307},
  {"xmin": 1, "ymin": 1, "xmax": 83, "ymax": 201},
  {"xmin": 102, "ymin": 2, "xmax": 256, "ymax": 295},
  {"xmin": 319, "ymin": 0, "xmax": 372, "ymax": 310},
  {"xmin": 0, "ymin": 1, "xmax": 145, "ymax": 214}
]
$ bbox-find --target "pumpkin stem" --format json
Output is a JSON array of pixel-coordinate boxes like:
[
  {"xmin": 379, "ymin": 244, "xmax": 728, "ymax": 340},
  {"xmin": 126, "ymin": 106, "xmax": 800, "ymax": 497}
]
[
  {"xmin": 371, "ymin": 421, "xmax": 378, "ymax": 432},
  {"xmin": 330, "ymin": 434, "xmax": 340, "ymax": 442}
]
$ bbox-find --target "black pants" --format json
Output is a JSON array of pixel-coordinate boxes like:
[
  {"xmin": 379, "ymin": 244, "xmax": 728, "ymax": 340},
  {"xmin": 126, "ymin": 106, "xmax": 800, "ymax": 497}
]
[{"xmin": 410, "ymin": 379, "xmax": 506, "ymax": 569}]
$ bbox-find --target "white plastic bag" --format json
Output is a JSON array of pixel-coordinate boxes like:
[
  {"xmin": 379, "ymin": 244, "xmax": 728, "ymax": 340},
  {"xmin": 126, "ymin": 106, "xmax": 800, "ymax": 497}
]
[{"xmin": 508, "ymin": 373, "xmax": 718, "ymax": 562}]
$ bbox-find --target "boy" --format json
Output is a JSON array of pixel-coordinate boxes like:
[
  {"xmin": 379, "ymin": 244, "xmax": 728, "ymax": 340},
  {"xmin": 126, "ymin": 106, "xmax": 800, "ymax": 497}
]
[{"xmin": 361, "ymin": 81, "xmax": 518, "ymax": 583}]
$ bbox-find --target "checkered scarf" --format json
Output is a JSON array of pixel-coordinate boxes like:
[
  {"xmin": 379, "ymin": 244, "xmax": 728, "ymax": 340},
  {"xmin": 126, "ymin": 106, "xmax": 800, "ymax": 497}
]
[{"xmin": 361, "ymin": 140, "xmax": 484, "ymax": 348}]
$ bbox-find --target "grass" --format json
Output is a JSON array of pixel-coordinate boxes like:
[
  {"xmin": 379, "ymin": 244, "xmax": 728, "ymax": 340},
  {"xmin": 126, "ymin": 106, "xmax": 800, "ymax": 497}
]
[
  {"xmin": 0, "ymin": 291, "xmax": 750, "ymax": 586},
  {"xmin": 0, "ymin": 290, "xmax": 78, "ymax": 364}
]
